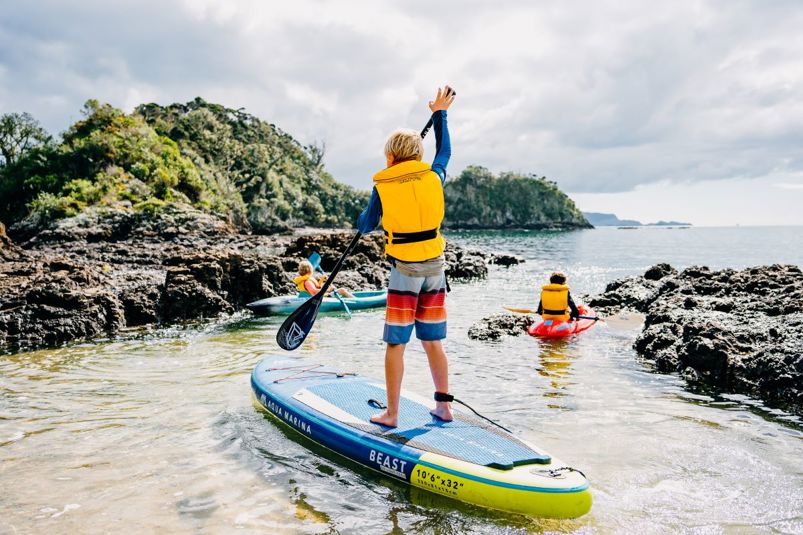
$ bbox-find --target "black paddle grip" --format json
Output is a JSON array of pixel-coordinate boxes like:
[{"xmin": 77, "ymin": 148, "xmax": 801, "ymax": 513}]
[{"xmin": 420, "ymin": 88, "xmax": 455, "ymax": 139}]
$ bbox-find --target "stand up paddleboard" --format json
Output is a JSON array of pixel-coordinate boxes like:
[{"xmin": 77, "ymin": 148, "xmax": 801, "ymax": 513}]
[{"xmin": 251, "ymin": 356, "xmax": 592, "ymax": 518}]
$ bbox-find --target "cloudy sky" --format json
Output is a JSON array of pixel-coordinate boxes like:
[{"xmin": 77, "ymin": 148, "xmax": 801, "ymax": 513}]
[{"xmin": 2, "ymin": 0, "xmax": 802, "ymax": 226}]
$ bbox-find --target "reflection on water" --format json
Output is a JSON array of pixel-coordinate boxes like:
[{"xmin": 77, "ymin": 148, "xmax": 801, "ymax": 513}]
[
  {"xmin": 535, "ymin": 340, "xmax": 578, "ymax": 411},
  {"xmin": 2, "ymin": 228, "xmax": 803, "ymax": 534}
]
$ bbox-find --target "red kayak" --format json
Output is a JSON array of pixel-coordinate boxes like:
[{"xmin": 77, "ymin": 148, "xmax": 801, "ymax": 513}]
[{"xmin": 528, "ymin": 305, "xmax": 597, "ymax": 338}]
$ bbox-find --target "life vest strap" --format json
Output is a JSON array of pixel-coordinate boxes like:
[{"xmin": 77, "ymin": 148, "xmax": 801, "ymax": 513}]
[
  {"xmin": 542, "ymin": 308, "xmax": 567, "ymax": 316},
  {"xmin": 384, "ymin": 228, "xmax": 438, "ymax": 245}
]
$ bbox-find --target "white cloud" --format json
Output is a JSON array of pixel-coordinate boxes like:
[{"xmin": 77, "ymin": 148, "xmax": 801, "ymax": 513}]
[
  {"xmin": 1, "ymin": 0, "xmax": 803, "ymax": 224},
  {"xmin": 774, "ymin": 182, "xmax": 803, "ymax": 190}
]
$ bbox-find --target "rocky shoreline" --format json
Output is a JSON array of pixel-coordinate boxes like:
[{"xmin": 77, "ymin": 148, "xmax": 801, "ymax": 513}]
[
  {"xmin": 4, "ymin": 213, "xmax": 799, "ymax": 418},
  {"xmin": 466, "ymin": 263, "xmax": 802, "ymax": 417},
  {"xmin": 589, "ymin": 263, "xmax": 802, "ymax": 416},
  {"xmin": 0, "ymin": 206, "xmax": 508, "ymax": 354}
]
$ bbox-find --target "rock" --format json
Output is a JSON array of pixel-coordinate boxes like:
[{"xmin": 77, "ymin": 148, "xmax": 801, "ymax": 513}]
[
  {"xmin": 284, "ymin": 232, "xmax": 493, "ymax": 281},
  {"xmin": 644, "ymin": 263, "xmax": 676, "ymax": 281},
  {"xmin": 0, "ymin": 259, "xmax": 125, "ymax": 351},
  {"xmin": 445, "ymin": 243, "xmax": 488, "ymax": 280},
  {"xmin": 11, "ymin": 204, "xmax": 237, "ymax": 245},
  {"xmin": 120, "ymin": 284, "xmax": 162, "ymax": 326},
  {"xmin": 597, "ymin": 263, "xmax": 803, "ymax": 415},
  {"xmin": 1, "ymin": 212, "xmax": 505, "ymax": 353},
  {"xmin": 489, "ymin": 254, "xmax": 524, "ymax": 267},
  {"xmin": 161, "ymin": 267, "xmax": 234, "ymax": 321},
  {"xmin": 0, "ymin": 221, "xmax": 22, "ymax": 261},
  {"xmin": 468, "ymin": 313, "xmax": 534, "ymax": 341}
]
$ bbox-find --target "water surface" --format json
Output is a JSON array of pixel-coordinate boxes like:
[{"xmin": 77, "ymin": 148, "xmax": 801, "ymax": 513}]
[{"xmin": 2, "ymin": 227, "xmax": 802, "ymax": 534}]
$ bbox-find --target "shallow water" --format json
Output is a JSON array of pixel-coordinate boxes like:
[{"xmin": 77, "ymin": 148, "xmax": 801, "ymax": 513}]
[{"xmin": 2, "ymin": 227, "xmax": 802, "ymax": 534}]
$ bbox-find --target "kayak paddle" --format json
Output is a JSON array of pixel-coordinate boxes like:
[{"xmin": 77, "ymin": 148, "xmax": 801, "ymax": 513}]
[
  {"xmin": 308, "ymin": 252, "xmax": 322, "ymax": 270},
  {"xmin": 277, "ymin": 94, "xmax": 454, "ymax": 351},
  {"xmin": 502, "ymin": 305, "xmax": 645, "ymax": 330},
  {"xmin": 309, "ymin": 251, "xmax": 352, "ymax": 317},
  {"xmin": 277, "ymin": 232, "xmax": 363, "ymax": 350}
]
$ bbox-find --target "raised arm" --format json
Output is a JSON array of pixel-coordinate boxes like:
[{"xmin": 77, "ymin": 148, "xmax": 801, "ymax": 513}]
[{"xmin": 429, "ymin": 86, "xmax": 455, "ymax": 182}]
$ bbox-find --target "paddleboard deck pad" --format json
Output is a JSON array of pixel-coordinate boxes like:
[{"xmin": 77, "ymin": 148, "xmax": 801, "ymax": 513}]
[{"xmin": 251, "ymin": 357, "xmax": 592, "ymax": 518}]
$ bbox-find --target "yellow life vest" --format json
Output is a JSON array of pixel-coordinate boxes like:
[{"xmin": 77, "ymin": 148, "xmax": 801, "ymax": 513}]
[
  {"xmin": 373, "ymin": 160, "xmax": 445, "ymax": 262},
  {"xmin": 540, "ymin": 283, "xmax": 570, "ymax": 320},
  {"xmin": 293, "ymin": 274, "xmax": 318, "ymax": 293}
]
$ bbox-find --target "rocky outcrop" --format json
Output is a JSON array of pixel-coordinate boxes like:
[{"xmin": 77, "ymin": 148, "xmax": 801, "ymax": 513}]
[
  {"xmin": 0, "ymin": 259, "xmax": 125, "ymax": 350},
  {"xmin": 590, "ymin": 264, "xmax": 803, "ymax": 415},
  {"xmin": 468, "ymin": 313, "xmax": 534, "ymax": 341},
  {"xmin": 0, "ymin": 222, "xmax": 22, "ymax": 261},
  {"xmin": 488, "ymin": 253, "xmax": 524, "ymax": 267},
  {"xmin": 10, "ymin": 204, "xmax": 237, "ymax": 245},
  {"xmin": 0, "ymin": 209, "xmax": 503, "ymax": 354},
  {"xmin": 285, "ymin": 231, "xmax": 495, "ymax": 282}
]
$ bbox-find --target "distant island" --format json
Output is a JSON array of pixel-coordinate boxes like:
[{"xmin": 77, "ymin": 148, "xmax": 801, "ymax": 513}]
[
  {"xmin": 583, "ymin": 212, "xmax": 691, "ymax": 227},
  {"xmin": 445, "ymin": 167, "xmax": 590, "ymax": 230}
]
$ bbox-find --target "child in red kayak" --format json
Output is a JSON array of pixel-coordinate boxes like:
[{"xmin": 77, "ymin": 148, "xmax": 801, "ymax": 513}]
[
  {"xmin": 294, "ymin": 260, "xmax": 354, "ymax": 298},
  {"xmin": 537, "ymin": 271, "xmax": 581, "ymax": 321},
  {"xmin": 356, "ymin": 86, "xmax": 456, "ymax": 428}
]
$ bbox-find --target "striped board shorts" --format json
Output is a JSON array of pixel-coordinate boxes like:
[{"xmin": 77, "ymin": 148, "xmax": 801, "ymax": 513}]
[{"xmin": 384, "ymin": 265, "xmax": 447, "ymax": 344}]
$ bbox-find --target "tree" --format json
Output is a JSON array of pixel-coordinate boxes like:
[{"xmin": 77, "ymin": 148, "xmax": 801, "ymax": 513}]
[{"xmin": 0, "ymin": 112, "xmax": 51, "ymax": 166}]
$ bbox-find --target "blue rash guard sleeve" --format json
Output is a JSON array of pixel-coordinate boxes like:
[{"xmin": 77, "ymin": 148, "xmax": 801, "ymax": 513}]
[
  {"xmin": 357, "ymin": 187, "xmax": 382, "ymax": 233},
  {"xmin": 430, "ymin": 110, "xmax": 451, "ymax": 183}
]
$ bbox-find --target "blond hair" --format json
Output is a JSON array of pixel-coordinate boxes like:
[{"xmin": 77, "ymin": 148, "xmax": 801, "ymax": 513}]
[
  {"xmin": 384, "ymin": 129, "xmax": 423, "ymax": 163},
  {"xmin": 298, "ymin": 260, "xmax": 313, "ymax": 276}
]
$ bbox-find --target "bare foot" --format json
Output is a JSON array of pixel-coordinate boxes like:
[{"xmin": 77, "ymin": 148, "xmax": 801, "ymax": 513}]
[
  {"xmin": 430, "ymin": 402, "xmax": 453, "ymax": 422},
  {"xmin": 370, "ymin": 410, "xmax": 398, "ymax": 428}
]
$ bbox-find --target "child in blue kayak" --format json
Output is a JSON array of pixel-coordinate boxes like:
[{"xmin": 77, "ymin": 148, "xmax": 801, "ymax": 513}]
[
  {"xmin": 357, "ymin": 86, "xmax": 456, "ymax": 428},
  {"xmin": 294, "ymin": 260, "xmax": 354, "ymax": 298},
  {"xmin": 537, "ymin": 271, "xmax": 581, "ymax": 321}
]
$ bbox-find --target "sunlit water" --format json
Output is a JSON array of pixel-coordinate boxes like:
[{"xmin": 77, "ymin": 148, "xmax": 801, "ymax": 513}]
[{"xmin": 2, "ymin": 227, "xmax": 802, "ymax": 534}]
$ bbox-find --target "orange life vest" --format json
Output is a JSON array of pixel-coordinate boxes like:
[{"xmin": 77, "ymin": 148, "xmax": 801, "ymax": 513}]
[
  {"xmin": 373, "ymin": 160, "xmax": 445, "ymax": 262},
  {"xmin": 540, "ymin": 283, "xmax": 570, "ymax": 320}
]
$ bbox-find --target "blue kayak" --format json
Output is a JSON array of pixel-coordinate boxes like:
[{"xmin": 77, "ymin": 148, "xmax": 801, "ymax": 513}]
[
  {"xmin": 246, "ymin": 290, "xmax": 387, "ymax": 316},
  {"xmin": 251, "ymin": 356, "xmax": 592, "ymax": 518}
]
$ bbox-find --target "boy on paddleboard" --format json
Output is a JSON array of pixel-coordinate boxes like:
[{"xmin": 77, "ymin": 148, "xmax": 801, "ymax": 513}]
[{"xmin": 357, "ymin": 86, "xmax": 456, "ymax": 428}]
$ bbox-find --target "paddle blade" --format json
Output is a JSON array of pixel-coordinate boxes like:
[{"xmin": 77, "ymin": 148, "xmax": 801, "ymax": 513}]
[
  {"xmin": 503, "ymin": 305, "xmax": 536, "ymax": 314},
  {"xmin": 276, "ymin": 294, "xmax": 324, "ymax": 350},
  {"xmin": 308, "ymin": 252, "xmax": 322, "ymax": 271}
]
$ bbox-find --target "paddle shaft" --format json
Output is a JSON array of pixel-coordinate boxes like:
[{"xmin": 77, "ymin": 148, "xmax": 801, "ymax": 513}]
[
  {"xmin": 503, "ymin": 306, "xmax": 598, "ymax": 321},
  {"xmin": 313, "ymin": 232, "xmax": 362, "ymax": 299},
  {"xmin": 309, "ymin": 253, "xmax": 352, "ymax": 315}
]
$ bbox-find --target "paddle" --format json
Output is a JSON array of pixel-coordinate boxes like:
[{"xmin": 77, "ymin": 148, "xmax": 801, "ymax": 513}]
[
  {"xmin": 308, "ymin": 252, "xmax": 322, "ymax": 271},
  {"xmin": 308, "ymin": 251, "xmax": 352, "ymax": 317},
  {"xmin": 502, "ymin": 305, "xmax": 645, "ymax": 330},
  {"xmin": 277, "ymin": 232, "xmax": 363, "ymax": 350},
  {"xmin": 276, "ymin": 94, "xmax": 455, "ymax": 351}
]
